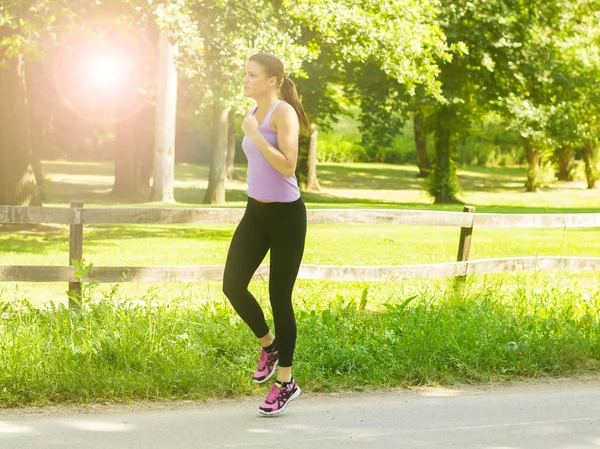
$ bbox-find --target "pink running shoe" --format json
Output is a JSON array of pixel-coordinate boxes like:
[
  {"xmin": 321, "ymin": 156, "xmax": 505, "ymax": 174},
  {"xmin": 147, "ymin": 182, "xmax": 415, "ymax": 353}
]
[
  {"xmin": 252, "ymin": 347, "xmax": 279, "ymax": 384},
  {"xmin": 258, "ymin": 379, "xmax": 301, "ymax": 416}
]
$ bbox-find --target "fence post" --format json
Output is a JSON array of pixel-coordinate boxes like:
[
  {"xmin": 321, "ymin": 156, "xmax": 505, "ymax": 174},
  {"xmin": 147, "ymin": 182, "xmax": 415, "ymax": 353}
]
[
  {"xmin": 68, "ymin": 201, "xmax": 84, "ymax": 308},
  {"xmin": 455, "ymin": 205, "xmax": 475, "ymax": 290}
]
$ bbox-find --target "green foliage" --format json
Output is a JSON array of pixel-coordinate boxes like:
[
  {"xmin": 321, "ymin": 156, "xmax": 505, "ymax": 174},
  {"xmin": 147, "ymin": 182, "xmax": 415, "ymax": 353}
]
[
  {"xmin": 287, "ymin": 0, "xmax": 449, "ymax": 99},
  {"xmin": 0, "ymin": 1, "xmax": 72, "ymax": 62},
  {"xmin": 67, "ymin": 259, "xmax": 102, "ymax": 307},
  {"xmin": 3, "ymin": 0, "xmax": 600, "ymax": 195},
  {"xmin": 317, "ymin": 136, "xmax": 367, "ymax": 163},
  {"xmin": 348, "ymin": 61, "xmax": 409, "ymax": 161},
  {"xmin": 0, "ymin": 279, "xmax": 598, "ymax": 406}
]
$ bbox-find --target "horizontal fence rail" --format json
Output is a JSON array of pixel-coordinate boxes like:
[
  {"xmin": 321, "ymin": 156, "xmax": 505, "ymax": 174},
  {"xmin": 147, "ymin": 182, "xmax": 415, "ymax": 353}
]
[
  {"xmin": 2, "ymin": 257, "xmax": 599, "ymax": 283},
  {"xmin": 3, "ymin": 205, "xmax": 600, "ymax": 228},
  {"xmin": 2, "ymin": 203, "xmax": 599, "ymax": 307}
]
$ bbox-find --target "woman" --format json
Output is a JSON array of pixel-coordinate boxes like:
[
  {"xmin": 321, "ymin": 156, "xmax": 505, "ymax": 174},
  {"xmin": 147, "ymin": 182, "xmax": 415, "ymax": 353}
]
[{"xmin": 222, "ymin": 52, "xmax": 309, "ymax": 416}]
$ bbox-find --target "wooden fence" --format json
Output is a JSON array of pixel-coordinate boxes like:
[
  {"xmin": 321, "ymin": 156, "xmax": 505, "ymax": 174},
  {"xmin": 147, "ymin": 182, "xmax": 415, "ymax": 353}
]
[{"xmin": 1, "ymin": 202, "xmax": 599, "ymax": 307}]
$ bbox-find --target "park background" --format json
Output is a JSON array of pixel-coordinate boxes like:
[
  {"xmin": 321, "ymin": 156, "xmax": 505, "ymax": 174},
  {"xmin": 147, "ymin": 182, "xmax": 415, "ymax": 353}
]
[{"xmin": 0, "ymin": 0, "xmax": 599, "ymax": 406}]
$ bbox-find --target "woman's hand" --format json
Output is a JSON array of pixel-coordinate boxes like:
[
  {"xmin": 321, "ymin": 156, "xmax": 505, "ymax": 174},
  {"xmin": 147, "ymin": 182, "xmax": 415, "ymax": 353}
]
[{"xmin": 242, "ymin": 114, "xmax": 259, "ymax": 138}]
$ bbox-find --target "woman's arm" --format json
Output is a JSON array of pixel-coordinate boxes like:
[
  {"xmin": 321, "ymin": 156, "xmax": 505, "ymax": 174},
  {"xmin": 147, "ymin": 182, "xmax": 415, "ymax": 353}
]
[{"xmin": 242, "ymin": 104, "xmax": 299, "ymax": 178}]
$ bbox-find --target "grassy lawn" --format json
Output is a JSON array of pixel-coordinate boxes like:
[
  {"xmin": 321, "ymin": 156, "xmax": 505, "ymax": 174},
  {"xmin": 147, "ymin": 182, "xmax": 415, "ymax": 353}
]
[
  {"xmin": 2, "ymin": 159, "xmax": 597, "ymax": 304},
  {"xmin": 38, "ymin": 159, "xmax": 600, "ymax": 212},
  {"xmin": 0, "ymin": 160, "xmax": 599, "ymax": 406}
]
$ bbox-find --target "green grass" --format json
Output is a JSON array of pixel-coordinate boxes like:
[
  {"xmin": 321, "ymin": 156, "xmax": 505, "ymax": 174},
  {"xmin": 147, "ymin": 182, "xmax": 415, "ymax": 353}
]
[
  {"xmin": 1, "ymin": 222, "xmax": 598, "ymax": 304},
  {"xmin": 0, "ymin": 277, "xmax": 599, "ymax": 407},
  {"xmin": 39, "ymin": 160, "xmax": 600, "ymax": 212},
  {"xmin": 0, "ymin": 159, "xmax": 599, "ymax": 406}
]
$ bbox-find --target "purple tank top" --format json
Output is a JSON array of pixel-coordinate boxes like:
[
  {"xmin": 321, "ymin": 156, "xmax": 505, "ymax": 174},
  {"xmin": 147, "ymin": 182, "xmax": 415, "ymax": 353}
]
[{"xmin": 241, "ymin": 100, "xmax": 301, "ymax": 202}]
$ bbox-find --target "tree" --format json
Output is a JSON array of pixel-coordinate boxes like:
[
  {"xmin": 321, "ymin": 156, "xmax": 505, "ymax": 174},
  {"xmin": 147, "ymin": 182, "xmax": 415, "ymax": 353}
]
[
  {"xmin": 292, "ymin": 0, "xmax": 448, "ymax": 186},
  {"xmin": 502, "ymin": 95, "xmax": 555, "ymax": 192},
  {"xmin": 150, "ymin": 29, "xmax": 178, "ymax": 203},
  {"xmin": 110, "ymin": 24, "xmax": 157, "ymax": 200},
  {"xmin": 169, "ymin": 0, "xmax": 310, "ymax": 204},
  {"xmin": 0, "ymin": 1, "xmax": 71, "ymax": 205},
  {"xmin": 348, "ymin": 61, "xmax": 408, "ymax": 163},
  {"xmin": 496, "ymin": 0, "xmax": 600, "ymax": 191},
  {"xmin": 225, "ymin": 110, "xmax": 237, "ymax": 180},
  {"xmin": 167, "ymin": 0, "xmax": 449, "ymax": 204},
  {"xmin": 425, "ymin": 0, "xmax": 522, "ymax": 202},
  {"xmin": 554, "ymin": 0, "xmax": 600, "ymax": 189},
  {"xmin": 0, "ymin": 43, "xmax": 39, "ymax": 205},
  {"xmin": 293, "ymin": 52, "xmax": 348, "ymax": 189},
  {"xmin": 413, "ymin": 89, "xmax": 433, "ymax": 177}
]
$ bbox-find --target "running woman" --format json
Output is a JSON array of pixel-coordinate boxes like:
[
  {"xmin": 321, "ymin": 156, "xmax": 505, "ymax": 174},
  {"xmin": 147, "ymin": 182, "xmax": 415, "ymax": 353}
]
[{"xmin": 222, "ymin": 52, "xmax": 309, "ymax": 416}]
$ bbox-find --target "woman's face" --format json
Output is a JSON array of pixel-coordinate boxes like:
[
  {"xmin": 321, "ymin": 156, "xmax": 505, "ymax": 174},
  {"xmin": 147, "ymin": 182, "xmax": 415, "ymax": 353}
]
[{"xmin": 243, "ymin": 60, "xmax": 277, "ymax": 98}]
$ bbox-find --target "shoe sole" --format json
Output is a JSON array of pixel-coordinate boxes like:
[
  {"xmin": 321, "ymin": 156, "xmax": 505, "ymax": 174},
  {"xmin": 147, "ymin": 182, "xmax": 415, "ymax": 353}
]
[
  {"xmin": 252, "ymin": 359, "xmax": 279, "ymax": 384},
  {"xmin": 258, "ymin": 386, "xmax": 301, "ymax": 416}
]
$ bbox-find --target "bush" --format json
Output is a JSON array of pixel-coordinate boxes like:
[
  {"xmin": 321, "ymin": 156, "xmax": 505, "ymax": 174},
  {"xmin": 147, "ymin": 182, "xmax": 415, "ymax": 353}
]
[{"xmin": 318, "ymin": 134, "xmax": 368, "ymax": 163}]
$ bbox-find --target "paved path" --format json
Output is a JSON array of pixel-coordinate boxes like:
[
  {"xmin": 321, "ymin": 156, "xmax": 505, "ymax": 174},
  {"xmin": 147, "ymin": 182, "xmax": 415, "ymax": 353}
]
[{"xmin": 1, "ymin": 380, "xmax": 600, "ymax": 448}]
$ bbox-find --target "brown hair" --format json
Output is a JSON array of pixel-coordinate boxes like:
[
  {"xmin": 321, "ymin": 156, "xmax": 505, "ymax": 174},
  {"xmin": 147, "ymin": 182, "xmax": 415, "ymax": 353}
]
[{"xmin": 249, "ymin": 52, "xmax": 310, "ymax": 134}]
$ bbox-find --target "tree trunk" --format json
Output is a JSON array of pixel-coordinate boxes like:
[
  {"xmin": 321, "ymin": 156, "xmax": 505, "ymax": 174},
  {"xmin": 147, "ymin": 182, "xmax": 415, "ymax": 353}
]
[
  {"xmin": 555, "ymin": 145, "xmax": 574, "ymax": 181},
  {"xmin": 112, "ymin": 102, "xmax": 154, "ymax": 200},
  {"xmin": 112, "ymin": 112, "xmax": 138, "ymax": 199},
  {"xmin": 583, "ymin": 139, "xmax": 598, "ymax": 189},
  {"xmin": 305, "ymin": 123, "xmax": 321, "ymax": 191},
  {"xmin": 0, "ymin": 44, "xmax": 40, "ymax": 206},
  {"xmin": 226, "ymin": 109, "xmax": 237, "ymax": 180},
  {"xmin": 25, "ymin": 60, "xmax": 45, "ymax": 195},
  {"xmin": 524, "ymin": 139, "xmax": 541, "ymax": 192},
  {"xmin": 150, "ymin": 31, "xmax": 177, "ymax": 203},
  {"xmin": 413, "ymin": 108, "xmax": 431, "ymax": 177},
  {"xmin": 137, "ymin": 102, "xmax": 155, "ymax": 193},
  {"xmin": 295, "ymin": 134, "xmax": 309, "ymax": 189},
  {"xmin": 204, "ymin": 104, "xmax": 229, "ymax": 204},
  {"xmin": 429, "ymin": 108, "xmax": 460, "ymax": 204}
]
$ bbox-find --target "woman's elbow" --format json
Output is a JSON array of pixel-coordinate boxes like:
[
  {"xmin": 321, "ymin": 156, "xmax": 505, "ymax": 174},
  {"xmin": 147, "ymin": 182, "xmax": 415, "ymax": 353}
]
[{"xmin": 283, "ymin": 163, "xmax": 296, "ymax": 178}]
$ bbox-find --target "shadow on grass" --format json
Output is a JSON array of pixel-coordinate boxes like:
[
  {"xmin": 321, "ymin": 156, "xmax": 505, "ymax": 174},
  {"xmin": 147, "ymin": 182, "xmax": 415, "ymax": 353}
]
[
  {"xmin": 42, "ymin": 160, "xmax": 113, "ymax": 177},
  {"xmin": 307, "ymin": 163, "xmax": 529, "ymax": 194},
  {"xmin": 42, "ymin": 180, "xmax": 116, "ymax": 205},
  {"xmin": 174, "ymin": 187, "xmax": 249, "ymax": 205},
  {"xmin": 38, "ymin": 159, "xmax": 598, "ymax": 213},
  {"xmin": 0, "ymin": 234, "xmax": 69, "ymax": 256},
  {"xmin": 82, "ymin": 225, "xmax": 233, "ymax": 243},
  {"xmin": 317, "ymin": 164, "xmax": 425, "ymax": 191},
  {"xmin": 0, "ymin": 224, "xmax": 67, "ymax": 235},
  {"xmin": 1, "ymin": 226, "xmax": 233, "ymax": 257}
]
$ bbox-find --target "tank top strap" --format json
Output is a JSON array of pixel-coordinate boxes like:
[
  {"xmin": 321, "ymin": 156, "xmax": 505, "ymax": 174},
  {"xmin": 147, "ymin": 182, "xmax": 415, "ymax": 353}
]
[
  {"xmin": 263, "ymin": 99, "xmax": 283, "ymax": 123},
  {"xmin": 263, "ymin": 100, "xmax": 283, "ymax": 128}
]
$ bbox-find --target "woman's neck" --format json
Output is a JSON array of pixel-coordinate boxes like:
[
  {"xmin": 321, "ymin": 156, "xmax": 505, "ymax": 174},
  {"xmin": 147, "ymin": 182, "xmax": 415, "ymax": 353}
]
[{"xmin": 254, "ymin": 93, "xmax": 279, "ymax": 113}]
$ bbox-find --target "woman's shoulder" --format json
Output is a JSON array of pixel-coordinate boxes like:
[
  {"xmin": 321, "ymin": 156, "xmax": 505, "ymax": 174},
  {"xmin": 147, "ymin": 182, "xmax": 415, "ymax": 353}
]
[
  {"xmin": 271, "ymin": 101, "xmax": 298, "ymax": 133},
  {"xmin": 272, "ymin": 100, "xmax": 296, "ymax": 120}
]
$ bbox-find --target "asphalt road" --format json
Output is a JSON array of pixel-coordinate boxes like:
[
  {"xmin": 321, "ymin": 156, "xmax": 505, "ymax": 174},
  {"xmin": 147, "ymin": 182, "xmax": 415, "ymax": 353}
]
[{"xmin": 1, "ymin": 379, "xmax": 599, "ymax": 449}]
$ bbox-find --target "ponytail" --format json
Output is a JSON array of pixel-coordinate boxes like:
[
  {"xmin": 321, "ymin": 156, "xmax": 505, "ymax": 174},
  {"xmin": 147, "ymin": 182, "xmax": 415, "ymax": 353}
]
[{"xmin": 281, "ymin": 76, "xmax": 310, "ymax": 135}]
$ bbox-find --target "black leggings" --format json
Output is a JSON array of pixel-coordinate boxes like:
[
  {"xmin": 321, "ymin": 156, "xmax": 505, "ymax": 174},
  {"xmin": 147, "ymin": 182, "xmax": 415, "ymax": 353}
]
[{"xmin": 222, "ymin": 197, "xmax": 307, "ymax": 367}]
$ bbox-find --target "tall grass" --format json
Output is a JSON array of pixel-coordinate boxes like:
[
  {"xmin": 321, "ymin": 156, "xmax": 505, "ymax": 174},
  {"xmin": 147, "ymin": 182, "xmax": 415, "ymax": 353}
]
[{"xmin": 1, "ymin": 275, "xmax": 598, "ymax": 407}]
